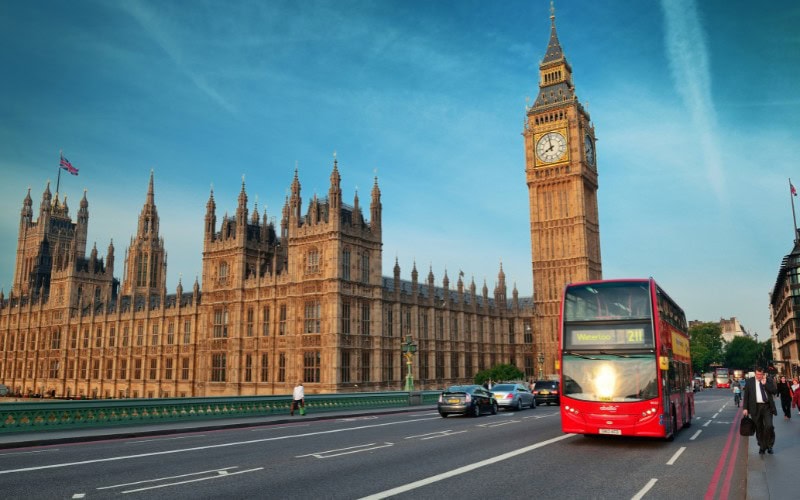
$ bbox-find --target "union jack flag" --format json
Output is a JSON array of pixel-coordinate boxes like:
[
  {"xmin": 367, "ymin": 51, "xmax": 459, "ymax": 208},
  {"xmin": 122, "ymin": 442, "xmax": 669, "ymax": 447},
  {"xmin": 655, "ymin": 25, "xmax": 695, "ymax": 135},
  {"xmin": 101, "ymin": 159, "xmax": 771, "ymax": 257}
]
[{"xmin": 60, "ymin": 153, "xmax": 78, "ymax": 176}]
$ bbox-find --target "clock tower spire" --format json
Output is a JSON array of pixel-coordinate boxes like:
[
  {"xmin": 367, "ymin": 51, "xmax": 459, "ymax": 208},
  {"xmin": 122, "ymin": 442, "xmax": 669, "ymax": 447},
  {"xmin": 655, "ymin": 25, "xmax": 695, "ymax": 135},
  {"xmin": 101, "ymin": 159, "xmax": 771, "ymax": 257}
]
[{"xmin": 523, "ymin": 3, "xmax": 602, "ymax": 377}]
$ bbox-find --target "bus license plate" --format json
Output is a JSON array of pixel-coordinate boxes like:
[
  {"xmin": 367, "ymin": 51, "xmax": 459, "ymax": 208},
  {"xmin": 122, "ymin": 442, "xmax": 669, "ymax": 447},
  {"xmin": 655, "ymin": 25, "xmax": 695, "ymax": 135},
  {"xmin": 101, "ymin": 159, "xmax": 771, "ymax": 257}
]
[{"xmin": 599, "ymin": 429, "xmax": 621, "ymax": 435}]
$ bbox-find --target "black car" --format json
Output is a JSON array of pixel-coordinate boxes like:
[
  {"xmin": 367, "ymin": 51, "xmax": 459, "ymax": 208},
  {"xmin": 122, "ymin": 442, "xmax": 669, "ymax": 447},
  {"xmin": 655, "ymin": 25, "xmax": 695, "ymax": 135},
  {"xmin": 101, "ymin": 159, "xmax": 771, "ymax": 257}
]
[
  {"xmin": 532, "ymin": 380, "xmax": 560, "ymax": 406},
  {"xmin": 438, "ymin": 385, "xmax": 498, "ymax": 417}
]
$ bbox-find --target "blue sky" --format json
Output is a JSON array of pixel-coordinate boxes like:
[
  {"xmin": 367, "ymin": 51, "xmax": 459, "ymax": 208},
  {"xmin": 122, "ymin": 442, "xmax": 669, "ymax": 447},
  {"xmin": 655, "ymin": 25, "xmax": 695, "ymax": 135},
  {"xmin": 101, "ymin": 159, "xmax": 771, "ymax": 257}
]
[{"xmin": 1, "ymin": 0, "xmax": 798, "ymax": 339}]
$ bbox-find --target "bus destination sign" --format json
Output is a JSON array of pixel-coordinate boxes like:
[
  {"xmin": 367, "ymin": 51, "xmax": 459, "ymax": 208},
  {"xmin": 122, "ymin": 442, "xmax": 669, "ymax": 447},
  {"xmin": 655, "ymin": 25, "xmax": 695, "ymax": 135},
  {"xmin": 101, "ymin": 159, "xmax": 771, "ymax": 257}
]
[{"xmin": 567, "ymin": 327, "xmax": 652, "ymax": 347}]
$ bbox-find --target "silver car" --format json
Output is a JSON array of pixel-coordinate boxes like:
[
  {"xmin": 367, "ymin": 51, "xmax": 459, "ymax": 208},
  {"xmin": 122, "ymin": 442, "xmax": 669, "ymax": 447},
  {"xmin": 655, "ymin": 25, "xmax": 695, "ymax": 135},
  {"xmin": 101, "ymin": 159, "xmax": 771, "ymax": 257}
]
[{"xmin": 491, "ymin": 383, "xmax": 536, "ymax": 410}]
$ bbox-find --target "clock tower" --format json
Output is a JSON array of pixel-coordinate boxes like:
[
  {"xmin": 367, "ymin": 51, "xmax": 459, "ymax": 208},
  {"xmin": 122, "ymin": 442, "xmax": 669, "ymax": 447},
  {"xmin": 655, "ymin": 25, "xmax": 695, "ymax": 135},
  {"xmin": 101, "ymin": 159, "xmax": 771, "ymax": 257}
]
[{"xmin": 523, "ymin": 5, "xmax": 602, "ymax": 376}]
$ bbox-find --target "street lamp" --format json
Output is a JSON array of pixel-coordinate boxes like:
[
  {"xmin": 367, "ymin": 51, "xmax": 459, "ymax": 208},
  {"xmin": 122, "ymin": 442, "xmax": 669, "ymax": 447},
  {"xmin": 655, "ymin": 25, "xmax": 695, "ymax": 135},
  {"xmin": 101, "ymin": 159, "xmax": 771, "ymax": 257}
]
[
  {"xmin": 402, "ymin": 335, "xmax": 417, "ymax": 392},
  {"xmin": 537, "ymin": 352, "xmax": 544, "ymax": 380}
]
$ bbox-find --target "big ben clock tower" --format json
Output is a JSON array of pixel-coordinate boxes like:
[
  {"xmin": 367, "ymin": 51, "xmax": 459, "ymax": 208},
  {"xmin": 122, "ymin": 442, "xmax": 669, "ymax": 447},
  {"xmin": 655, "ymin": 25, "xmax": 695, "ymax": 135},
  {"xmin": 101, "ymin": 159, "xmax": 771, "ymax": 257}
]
[{"xmin": 524, "ymin": 4, "xmax": 602, "ymax": 376}]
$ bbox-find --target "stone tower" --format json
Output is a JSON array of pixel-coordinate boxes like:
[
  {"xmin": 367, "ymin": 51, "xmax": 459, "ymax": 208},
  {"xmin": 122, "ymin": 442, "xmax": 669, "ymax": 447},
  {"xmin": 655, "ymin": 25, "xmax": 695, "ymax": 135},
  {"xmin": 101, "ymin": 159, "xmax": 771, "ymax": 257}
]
[
  {"xmin": 523, "ymin": 6, "xmax": 602, "ymax": 375},
  {"xmin": 122, "ymin": 171, "xmax": 167, "ymax": 297},
  {"xmin": 13, "ymin": 182, "xmax": 89, "ymax": 297}
]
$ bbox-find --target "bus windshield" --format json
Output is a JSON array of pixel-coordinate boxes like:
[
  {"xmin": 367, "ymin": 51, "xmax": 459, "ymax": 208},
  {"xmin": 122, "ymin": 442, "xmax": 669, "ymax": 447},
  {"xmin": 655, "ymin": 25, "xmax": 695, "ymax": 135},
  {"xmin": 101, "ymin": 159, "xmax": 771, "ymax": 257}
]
[
  {"xmin": 564, "ymin": 281, "xmax": 652, "ymax": 321},
  {"xmin": 562, "ymin": 353, "xmax": 658, "ymax": 402}
]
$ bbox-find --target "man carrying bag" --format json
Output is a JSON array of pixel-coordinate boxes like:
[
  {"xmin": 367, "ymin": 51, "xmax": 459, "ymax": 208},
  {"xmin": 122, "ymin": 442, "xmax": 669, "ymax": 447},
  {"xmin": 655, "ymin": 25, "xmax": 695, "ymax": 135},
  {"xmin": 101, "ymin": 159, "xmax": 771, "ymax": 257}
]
[{"xmin": 742, "ymin": 367, "xmax": 778, "ymax": 454}]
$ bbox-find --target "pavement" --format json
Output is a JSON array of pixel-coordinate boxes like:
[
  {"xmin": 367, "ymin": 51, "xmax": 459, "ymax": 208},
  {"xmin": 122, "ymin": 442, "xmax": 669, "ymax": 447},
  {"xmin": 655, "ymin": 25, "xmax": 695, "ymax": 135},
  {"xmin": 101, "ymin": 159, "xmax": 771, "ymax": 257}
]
[
  {"xmin": 0, "ymin": 403, "xmax": 795, "ymax": 499},
  {"xmin": 746, "ymin": 410, "xmax": 800, "ymax": 500}
]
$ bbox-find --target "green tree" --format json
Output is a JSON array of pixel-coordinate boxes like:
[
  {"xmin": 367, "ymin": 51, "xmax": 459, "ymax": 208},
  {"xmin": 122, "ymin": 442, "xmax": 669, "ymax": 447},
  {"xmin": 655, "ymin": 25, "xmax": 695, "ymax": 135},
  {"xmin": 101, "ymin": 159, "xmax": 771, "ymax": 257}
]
[
  {"xmin": 474, "ymin": 364, "xmax": 524, "ymax": 385},
  {"xmin": 689, "ymin": 323, "xmax": 724, "ymax": 374},
  {"xmin": 724, "ymin": 336, "xmax": 759, "ymax": 370}
]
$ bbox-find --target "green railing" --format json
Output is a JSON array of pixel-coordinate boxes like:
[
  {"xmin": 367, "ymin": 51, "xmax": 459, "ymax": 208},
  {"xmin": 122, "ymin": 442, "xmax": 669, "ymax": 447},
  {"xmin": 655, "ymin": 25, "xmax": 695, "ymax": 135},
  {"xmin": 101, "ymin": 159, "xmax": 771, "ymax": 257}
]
[{"xmin": 0, "ymin": 391, "xmax": 440, "ymax": 433}]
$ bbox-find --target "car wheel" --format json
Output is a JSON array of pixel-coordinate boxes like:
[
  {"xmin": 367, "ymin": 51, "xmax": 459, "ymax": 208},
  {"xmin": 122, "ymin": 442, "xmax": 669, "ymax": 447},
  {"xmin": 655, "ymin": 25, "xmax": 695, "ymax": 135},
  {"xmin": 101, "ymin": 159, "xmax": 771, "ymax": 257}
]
[
  {"xmin": 530, "ymin": 399, "xmax": 536, "ymax": 409},
  {"xmin": 516, "ymin": 399, "xmax": 523, "ymax": 411},
  {"xmin": 472, "ymin": 404, "xmax": 481, "ymax": 417},
  {"xmin": 439, "ymin": 412, "xmax": 448, "ymax": 418},
  {"xmin": 491, "ymin": 402, "xmax": 498, "ymax": 415}
]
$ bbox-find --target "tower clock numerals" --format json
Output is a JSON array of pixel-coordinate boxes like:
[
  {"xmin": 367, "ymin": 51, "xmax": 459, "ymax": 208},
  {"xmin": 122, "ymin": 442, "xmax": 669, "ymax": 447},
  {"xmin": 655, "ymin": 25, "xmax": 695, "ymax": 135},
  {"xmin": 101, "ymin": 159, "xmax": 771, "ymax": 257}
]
[
  {"xmin": 584, "ymin": 134, "xmax": 595, "ymax": 166},
  {"xmin": 535, "ymin": 132, "xmax": 567, "ymax": 163}
]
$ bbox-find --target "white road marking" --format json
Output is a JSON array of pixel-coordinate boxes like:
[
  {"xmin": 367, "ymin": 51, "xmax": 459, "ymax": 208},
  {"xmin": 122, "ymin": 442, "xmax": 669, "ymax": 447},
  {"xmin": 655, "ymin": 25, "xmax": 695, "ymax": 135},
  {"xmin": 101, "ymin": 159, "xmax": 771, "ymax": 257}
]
[
  {"xmin": 337, "ymin": 416, "xmax": 379, "ymax": 422},
  {"xmin": 0, "ymin": 449, "xmax": 60, "ymax": 457},
  {"xmin": 631, "ymin": 478, "xmax": 658, "ymax": 500},
  {"xmin": 712, "ymin": 413, "xmax": 720, "ymax": 419},
  {"xmin": 703, "ymin": 420, "xmax": 712, "ymax": 427},
  {"xmin": 0, "ymin": 416, "xmax": 439, "ymax": 475},
  {"xmin": 121, "ymin": 467, "xmax": 263, "ymax": 494},
  {"xmin": 97, "ymin": 466, "xmax": 240, "ymax": 489},
  {"xmin": 666, "ymin": 446, "xmax": 686, "ymax": 465},
  {"xmin": 689, "ymin": 430, "xmax": 702, "ymax": 440},
  {"xmin": 358, "ymin": 434, "xmax": 576, "ymax": 499},
  {"xmin": 477, "ymin": 420, "xmax": 519, "ymax": 428},
  {"xmin": 126, "ymin": 435, "xmax": 204, "ymax": 444},
  {"xmin": 251, "ymin": 424, "xmax": 310, "ymax": 431},
  {"xmin": 296, "ymin": 442, "xmax": 394, "ymax": 458},
  {"xmin": 71, "ymin": 495, "xmax": 85, "ymax": 499}
]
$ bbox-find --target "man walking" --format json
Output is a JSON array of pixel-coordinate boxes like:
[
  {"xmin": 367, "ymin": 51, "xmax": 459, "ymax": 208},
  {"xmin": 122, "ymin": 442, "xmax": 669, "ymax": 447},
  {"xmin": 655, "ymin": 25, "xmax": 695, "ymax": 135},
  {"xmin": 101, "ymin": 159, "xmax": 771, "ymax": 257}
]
[
  {"xmin": 291, "ymin": 380, "xmax": 305, "ymax": 416},
  {"xmin": 742, "ymin": 367, "xmax": 777, "ymax": 454}
]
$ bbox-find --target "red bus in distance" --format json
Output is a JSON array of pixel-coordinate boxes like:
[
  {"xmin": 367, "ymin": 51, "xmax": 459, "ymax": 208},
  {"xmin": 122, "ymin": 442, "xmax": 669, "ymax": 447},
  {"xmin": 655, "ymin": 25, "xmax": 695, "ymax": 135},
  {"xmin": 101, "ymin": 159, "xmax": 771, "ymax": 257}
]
[
  {"xmin": 559, "ymin": 278, "xmax": 694, "ymax": 440},
  {"xmin": 714, "ymin": 367, "xmax": 731, "ymax": 388}
]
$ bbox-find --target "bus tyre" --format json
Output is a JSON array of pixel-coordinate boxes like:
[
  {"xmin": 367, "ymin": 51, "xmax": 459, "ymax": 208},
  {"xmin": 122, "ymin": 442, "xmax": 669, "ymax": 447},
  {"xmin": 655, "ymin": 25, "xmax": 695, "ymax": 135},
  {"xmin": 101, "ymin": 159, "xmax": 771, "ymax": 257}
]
[{"xmin": 666, "ymin": 411, "xmax": 678, "ymax": 442}]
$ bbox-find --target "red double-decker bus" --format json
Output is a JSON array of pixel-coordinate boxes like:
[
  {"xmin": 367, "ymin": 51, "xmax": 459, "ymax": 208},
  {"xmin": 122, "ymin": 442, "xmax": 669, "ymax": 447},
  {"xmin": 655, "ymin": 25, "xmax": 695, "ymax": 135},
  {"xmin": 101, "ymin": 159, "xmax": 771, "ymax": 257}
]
[
  {"xmin": 714, "ymin": 367, "xmax": 731, "ymax": 388},
  {"xmin": 559, "ymin": 278, "xmax": 694, "ymax": 440}
]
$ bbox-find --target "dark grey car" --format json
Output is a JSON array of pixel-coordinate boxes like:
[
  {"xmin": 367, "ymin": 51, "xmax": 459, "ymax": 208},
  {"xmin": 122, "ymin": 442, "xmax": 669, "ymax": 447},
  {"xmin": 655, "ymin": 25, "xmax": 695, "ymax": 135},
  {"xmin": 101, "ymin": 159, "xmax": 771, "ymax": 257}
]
[
  {"xmin": 438, "ymin": 385, "xmax": 498, "ymax": 417},
  {"xmin": 532, "ymin": 380, "xmax": 560, "ymax": 406}
]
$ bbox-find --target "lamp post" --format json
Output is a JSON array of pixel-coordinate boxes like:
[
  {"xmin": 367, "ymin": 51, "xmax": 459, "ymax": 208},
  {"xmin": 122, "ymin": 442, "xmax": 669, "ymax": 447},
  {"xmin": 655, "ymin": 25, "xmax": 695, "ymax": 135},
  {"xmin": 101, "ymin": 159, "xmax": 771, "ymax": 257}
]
[
  {"xmin": 402, "ymin": 335, "xmax": 417, "ymax": 392},
  {"xmin": 537, "ymin": 352, "xmax": 544, "ymax": 380}
]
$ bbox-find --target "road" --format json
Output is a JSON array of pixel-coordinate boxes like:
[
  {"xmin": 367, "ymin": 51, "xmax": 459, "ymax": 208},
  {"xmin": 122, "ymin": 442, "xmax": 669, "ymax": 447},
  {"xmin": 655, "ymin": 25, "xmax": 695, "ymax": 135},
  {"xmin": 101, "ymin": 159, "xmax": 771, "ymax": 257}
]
[{"xmin": 0, "ymin": 389, "xmax": 744, "ymax": 499}]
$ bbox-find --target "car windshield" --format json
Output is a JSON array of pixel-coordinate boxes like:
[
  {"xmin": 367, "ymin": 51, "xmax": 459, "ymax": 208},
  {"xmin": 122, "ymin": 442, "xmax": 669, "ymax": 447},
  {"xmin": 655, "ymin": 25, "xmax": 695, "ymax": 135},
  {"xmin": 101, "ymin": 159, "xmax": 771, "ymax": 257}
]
[
  {"xmin": 492, "ymin": 384, "xmax": 515, "ymax": 391},
  {"xmin": 446, "ymin": 385, "xmax": 474, "ymax": 393},
  {"xmin": 534, "ymin": 382, "xmax": 557, "ymax": 390}
]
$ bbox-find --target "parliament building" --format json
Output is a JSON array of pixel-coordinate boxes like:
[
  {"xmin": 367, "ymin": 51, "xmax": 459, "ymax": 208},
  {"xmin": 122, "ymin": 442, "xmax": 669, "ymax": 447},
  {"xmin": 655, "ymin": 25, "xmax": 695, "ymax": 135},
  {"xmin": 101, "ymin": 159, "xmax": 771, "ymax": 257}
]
[{"xmin": 0, "ymin": 9, "xmax": 601, "ymax": 398}]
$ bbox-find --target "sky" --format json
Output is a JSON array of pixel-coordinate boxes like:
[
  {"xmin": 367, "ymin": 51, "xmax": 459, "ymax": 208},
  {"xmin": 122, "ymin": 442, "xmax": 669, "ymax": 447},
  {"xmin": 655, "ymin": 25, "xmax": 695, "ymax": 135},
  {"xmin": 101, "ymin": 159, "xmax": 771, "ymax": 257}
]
[{"xmin": 0, "ymin": 0, "xmax": 798, "ymax": 339}]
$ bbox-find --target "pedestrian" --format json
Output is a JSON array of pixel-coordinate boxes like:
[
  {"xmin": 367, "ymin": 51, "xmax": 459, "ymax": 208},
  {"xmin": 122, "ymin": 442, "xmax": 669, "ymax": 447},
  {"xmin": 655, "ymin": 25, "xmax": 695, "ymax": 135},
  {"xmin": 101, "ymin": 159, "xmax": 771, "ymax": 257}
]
[
  {"xmin": 792, "ymin": 378, "xmax": 800, "ymax": 415},
  {"xmin": 291, "ymin": 380, "xmax": 305, "ymax": 416},
  {"xmin": 777, "ymin": 375, "xmax": 793, "ymax": 419},
  {"xmin": 732, "ymin": 382, "xmax": 741, "ymax": 407},
  {"xmin": 742, "ymin": 367, "xmax": 778, "ymax": 454}
]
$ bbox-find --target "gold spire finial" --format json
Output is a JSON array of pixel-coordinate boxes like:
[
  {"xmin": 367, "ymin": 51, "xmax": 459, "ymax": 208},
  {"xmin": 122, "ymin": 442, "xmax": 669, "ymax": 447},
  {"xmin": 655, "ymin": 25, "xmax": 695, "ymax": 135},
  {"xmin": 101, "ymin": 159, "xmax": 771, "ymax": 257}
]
[{"xmin": 550, "ymin": 0, "xmax": 555, "ymax": 21}]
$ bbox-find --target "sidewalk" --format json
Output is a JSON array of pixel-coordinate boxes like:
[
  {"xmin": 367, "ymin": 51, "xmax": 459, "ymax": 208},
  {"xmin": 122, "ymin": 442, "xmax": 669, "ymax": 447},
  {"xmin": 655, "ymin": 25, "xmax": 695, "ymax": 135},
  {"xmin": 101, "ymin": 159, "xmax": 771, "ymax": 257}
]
[
  {"xmin": 0, "ymin": 405, "xmax": 437, "ymax": 450},
  {"xmin": 747, "ymin": 413, "xmax": 800, "ymax": 500}
]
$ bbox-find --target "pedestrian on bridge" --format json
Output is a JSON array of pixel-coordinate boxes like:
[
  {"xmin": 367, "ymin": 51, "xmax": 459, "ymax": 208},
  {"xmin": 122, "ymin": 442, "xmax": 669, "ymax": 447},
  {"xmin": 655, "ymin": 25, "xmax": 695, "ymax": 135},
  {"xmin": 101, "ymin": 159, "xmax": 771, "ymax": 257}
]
[
  {"xmin": 291, "ymin": 380, "xmax": 305, "ymax": 416},
  {"xmin": 777, "ymin": 375, "xmax": 793, "ymax": 419},
  {"xmin": 742, "ymin": 367, "xmax": 778, "ymax": 455}
]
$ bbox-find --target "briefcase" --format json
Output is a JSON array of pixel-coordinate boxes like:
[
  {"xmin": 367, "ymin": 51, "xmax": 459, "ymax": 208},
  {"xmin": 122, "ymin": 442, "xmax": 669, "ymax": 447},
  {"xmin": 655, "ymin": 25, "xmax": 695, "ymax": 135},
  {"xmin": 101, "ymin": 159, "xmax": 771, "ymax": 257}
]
[{"xmin": 739, "ymin": 415, "xmax": 755, "ymax": 436}]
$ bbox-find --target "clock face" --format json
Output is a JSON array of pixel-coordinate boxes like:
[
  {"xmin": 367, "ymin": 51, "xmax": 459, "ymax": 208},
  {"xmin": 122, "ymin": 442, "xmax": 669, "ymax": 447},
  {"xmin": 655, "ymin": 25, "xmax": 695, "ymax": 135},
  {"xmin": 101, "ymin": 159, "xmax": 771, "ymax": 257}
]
[
  {"xmin": 584, "ymin": 134, "xmax": 595, "ymax": 165},
  {"xmin": 535, "ymin": 132, "xmax": 568, "ymax": 163}
]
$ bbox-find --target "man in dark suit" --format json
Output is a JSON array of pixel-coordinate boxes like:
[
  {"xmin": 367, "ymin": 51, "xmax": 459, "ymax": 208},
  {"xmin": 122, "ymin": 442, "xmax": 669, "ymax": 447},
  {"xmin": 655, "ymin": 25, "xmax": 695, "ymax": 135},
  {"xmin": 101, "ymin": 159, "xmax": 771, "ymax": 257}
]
[{"xmin": 742, "ymin": 367, "xmax": 778, "ymax": 454}]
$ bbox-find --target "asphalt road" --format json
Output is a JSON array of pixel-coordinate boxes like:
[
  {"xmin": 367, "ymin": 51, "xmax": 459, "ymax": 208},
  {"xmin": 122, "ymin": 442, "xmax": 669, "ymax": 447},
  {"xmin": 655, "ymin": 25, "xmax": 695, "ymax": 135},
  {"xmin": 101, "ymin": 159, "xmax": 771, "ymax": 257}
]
[{"xmin": 0, "ymin": 389, "xmax": 745, "ymax": 499}]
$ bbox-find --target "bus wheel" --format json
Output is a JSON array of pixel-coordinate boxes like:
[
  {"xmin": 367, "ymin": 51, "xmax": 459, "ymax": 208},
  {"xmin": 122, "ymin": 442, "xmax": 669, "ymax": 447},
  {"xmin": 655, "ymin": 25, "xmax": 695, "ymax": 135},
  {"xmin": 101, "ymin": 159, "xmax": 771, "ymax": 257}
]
[{"xmin": 666, "ymin": 412, "xmax": 678, "ymax": 441}]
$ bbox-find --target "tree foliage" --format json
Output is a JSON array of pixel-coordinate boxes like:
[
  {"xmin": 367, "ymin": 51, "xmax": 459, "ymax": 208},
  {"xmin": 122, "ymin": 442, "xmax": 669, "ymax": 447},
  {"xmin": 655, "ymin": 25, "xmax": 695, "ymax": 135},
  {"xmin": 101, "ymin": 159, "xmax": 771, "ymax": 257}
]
[
  {"xmin": 474, "ymin": 364, "xmax": 524, "ymax": 385},
  {"xmin": 689, "ymin": 323, "xmax": 724, "ymax": 374},
  {"xmin": 723, "ymin": 336, "xmax": 760, "ymax": 370}
]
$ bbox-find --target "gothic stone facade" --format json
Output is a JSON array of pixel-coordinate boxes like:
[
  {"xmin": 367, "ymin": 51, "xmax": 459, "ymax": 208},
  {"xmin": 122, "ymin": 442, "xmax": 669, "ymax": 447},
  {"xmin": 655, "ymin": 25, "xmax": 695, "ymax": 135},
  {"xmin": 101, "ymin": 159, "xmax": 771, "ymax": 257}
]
[
  {"xmin": 0, "ymin": 10, "xmax": 600, "ymax": 397},
  {"xmin": 0, "ymin": 161, "xmax": 536, "ymax": 397}
]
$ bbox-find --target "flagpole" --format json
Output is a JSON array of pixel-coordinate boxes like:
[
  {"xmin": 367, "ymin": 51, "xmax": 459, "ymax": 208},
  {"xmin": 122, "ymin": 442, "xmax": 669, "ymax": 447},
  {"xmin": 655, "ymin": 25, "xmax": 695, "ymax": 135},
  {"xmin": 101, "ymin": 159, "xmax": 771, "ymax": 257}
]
[
  {"xmin": 791, "ymin": 178, "xmax": 798, "ymax": 242},
  {"xmin": 56, "ymin": 153, "xmax": 63, "ymax": 195}
]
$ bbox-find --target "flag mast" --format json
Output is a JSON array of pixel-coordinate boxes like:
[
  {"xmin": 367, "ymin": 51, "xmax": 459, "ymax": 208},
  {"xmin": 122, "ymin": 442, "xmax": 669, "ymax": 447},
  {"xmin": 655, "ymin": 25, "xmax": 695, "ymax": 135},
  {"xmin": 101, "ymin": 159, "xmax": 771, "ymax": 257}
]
[
  {"xmin": 56, "ymin": 150, "xmax": 64, "ymax": 195},
  {"xmin": 790, "ymin": 178, "xmax": 798, "ymax": 242}
]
